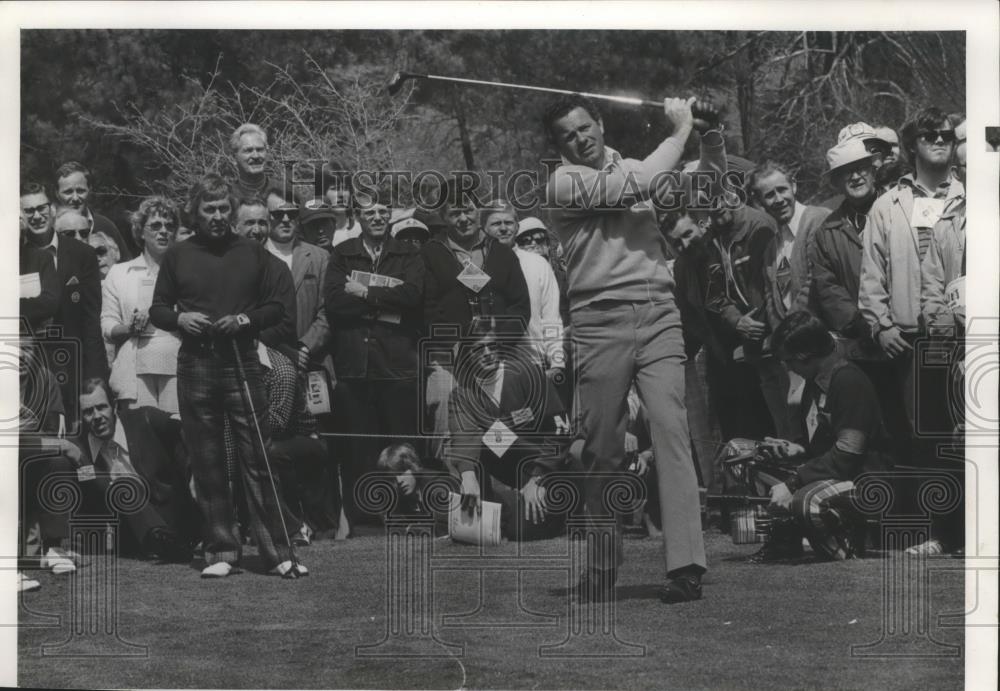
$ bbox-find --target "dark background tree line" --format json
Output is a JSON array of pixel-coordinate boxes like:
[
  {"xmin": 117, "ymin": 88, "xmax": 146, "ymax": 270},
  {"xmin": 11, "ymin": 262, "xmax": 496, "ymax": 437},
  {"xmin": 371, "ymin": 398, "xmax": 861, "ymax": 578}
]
[{"xmin": 21, "ymin": 29, "xmax": 964, "ymax": 226}]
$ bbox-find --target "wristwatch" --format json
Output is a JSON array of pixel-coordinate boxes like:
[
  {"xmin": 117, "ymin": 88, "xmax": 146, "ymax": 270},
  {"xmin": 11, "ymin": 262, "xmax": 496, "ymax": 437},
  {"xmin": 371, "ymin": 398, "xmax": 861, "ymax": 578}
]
[{"xmin": 236, "ymin": 313, "xmax": 250, "ymax": 329}]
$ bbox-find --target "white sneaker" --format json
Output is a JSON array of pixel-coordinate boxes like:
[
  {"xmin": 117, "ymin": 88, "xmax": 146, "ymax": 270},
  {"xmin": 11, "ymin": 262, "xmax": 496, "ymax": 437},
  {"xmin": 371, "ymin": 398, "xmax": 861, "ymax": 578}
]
[
  {"xmin": 41, "ymin": 548, "xmax": 76, "ymax": 575},
  {"xmin": 270, "ymin": 560, "xmax": 309, "ymax": 578},
  {"xmin": 200, "ymin": 562, "xmax": 237, "ymax": 578},
  {"xmin": 18, "ymin": 572, "xmax": 41, "ymax": 592},
  {"xmin": 905, "ymin": 539, "xmax": 944, "ymax": 556}
]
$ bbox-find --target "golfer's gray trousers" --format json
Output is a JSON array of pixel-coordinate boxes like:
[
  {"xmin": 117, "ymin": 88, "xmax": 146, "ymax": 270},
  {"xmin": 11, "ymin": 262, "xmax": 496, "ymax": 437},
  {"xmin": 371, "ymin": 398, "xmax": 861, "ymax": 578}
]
[{"xmin": 570, "ymin": 298, "xmax": 707, "ymax": 575}]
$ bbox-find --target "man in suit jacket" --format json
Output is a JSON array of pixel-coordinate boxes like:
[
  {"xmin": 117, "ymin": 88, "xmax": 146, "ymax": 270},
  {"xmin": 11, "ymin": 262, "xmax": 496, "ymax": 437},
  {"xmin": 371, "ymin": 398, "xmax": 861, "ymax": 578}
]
[
  {"xmin": 263, "ymin": 191, "xmax": 334, "ymax": 374},
  {"xmin": 261, "ymin": 191, "xmax": 342, "ymax": 538},
  {"xmin": 746, "ymin": 161, "xmax": 831, "ymax": 327},
  {"xmin": 20, "ymin": 181, "xmax": 107, "ymax": 428},
  {"xmin": 19, "ymin": 236, "xmax": 61, "ymax": 332},
  {"xmin": 73, "ymin": 378, "xmax": 196, "ymax": 561}
]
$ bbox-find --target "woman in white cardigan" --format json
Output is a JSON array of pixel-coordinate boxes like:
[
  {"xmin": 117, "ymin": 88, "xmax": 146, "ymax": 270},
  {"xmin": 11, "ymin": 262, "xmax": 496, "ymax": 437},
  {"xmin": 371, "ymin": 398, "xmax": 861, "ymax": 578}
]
[{"xmin": 101, "ymin": 196, "xmax": 182, "ymax": 414}]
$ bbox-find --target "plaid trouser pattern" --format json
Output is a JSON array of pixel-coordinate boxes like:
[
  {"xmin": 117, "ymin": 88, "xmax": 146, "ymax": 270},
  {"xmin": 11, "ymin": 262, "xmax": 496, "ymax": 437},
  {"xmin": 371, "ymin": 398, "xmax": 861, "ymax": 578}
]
[
  {"xmin": 758, "ymin": 474, "xmax": 860, "ymax": 560},
  {"xmin": 791, "ymin": 479, "xmax": 858, "ymax": 560},
  {"xmin": 177, "ymin": 348, "xmax": 293, "ymax": 568}
]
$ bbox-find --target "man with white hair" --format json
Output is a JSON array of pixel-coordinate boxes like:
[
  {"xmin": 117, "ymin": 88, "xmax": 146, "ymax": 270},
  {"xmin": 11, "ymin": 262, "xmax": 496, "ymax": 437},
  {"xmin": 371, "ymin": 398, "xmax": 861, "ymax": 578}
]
[
  {"xmin": 230, "ymin": 123, "xmax": 286, "ymax": 202},
  {"xmin": 53, "ymin": 208, "xmax": 94, "ymax": 243}
]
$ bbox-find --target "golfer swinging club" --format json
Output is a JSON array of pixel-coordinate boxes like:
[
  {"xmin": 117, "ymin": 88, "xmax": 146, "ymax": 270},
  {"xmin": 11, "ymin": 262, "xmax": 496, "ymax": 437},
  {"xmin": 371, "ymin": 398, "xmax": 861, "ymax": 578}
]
[
  {"xmin": 544, "ymin": 95, "xmax": 723, "ymax": 603},
  {"xmin": 150, "ymin": 174, "xmax": 307, "ymax": 579}
]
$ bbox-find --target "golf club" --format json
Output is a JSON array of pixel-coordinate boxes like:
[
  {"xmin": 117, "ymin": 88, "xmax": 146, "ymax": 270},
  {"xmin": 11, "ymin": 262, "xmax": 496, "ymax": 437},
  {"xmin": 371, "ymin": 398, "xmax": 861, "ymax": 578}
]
[
  {"xmin": 230, "ymin": 338, "xmax": 304, "ymax": 578},
  {"xmin": 387, "ymin": 70, "xmax": 718, "ymax": 120}
]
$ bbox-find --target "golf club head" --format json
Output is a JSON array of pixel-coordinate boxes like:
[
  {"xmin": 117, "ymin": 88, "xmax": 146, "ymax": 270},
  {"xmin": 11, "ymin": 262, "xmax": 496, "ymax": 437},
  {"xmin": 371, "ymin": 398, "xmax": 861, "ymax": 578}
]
[{"xmin": 386, "ymin": 71, "xmax": 415, "ymax": 96}]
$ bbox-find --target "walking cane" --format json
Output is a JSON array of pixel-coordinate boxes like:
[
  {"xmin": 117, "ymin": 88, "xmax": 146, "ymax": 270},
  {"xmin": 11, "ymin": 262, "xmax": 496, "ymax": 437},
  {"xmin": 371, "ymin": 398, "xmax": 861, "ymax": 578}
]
[{"xmin": 230, "ymin": 338, "xmax": 303, "ymax": 577}]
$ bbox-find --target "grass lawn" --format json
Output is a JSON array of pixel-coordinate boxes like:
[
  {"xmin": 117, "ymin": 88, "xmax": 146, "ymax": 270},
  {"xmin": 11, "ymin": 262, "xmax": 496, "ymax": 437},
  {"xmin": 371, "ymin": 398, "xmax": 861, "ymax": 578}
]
[{"xmin": 18, "ymin": 529, "xmax": 966, "ymax": 690}]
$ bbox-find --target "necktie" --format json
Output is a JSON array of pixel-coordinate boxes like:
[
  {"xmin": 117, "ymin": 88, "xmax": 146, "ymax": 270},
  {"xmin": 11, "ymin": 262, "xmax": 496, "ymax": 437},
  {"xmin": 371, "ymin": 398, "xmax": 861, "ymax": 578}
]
[{"xmin": 95, "ymin": 449, "xmax": 110, "ymax": 473}]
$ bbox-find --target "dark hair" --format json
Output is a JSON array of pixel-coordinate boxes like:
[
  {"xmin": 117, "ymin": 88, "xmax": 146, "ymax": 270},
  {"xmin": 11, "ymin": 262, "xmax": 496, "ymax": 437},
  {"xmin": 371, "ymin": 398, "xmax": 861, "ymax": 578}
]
[
  {"xmin": 900, "ymin": 106, "xmax": 953, "ymax": 166},
  {"xmin": 438, "ymin": 174, "xmax": 483, "ymax": 210},
  {"xmin": 20, "ymin": 181, "xmax": 49, "ymax": 199},
  {"xmin": 351, "ymin": 176, "xmax": 393, "ymax": 211},
  {"xmin": 55, "ymin": 161, "xmax": 91, "ymax": 185},
  {"xmin": 541, "ymin": 95, "xmax": 602, "ymax": 144},
  {"xmin": 771, "ymin": 311, "xmax": 835, "ymax": 360},
  {"xmin": 80, "ymin": 377, "xmax": 113, "ymax": 403},
  {"xmin": 186, "ymin": 174, "xmax": 237, "ymax": 224},
  {"xmin": 264, "ymin": 188, "xmax": 296, "ymax": 208},
  {"xmin": 314, "ymin": 160, "xmax": 353, "ymax": 198},
  {"xmin": 746, "ymin": 160, "xmax": 796, "ymax": 203}
]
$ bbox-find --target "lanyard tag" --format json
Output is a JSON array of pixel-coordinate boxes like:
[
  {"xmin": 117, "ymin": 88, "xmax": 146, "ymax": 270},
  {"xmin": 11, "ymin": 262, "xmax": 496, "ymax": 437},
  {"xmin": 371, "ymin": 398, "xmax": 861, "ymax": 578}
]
[
  {"xmin": 457, "ymin": 263, "xmax": 491, "ymax": 293},
  {"xmin": 911, "ymin": 197, "xmax": 945, "ymax": 229}
]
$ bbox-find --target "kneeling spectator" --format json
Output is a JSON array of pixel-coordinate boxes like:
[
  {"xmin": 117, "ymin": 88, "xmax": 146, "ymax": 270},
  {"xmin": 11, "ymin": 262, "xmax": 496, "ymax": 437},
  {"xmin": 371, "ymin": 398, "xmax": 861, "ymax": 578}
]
[
  {"xmin": 446, "ymin": 320, "xmax": 573, "ymax": 541},
  {"xmin": 753, "ymin": 312, "xmax": 892, "ymax": 562},
  {"xmin": 73, "ymin": 378, "xmax": 197, "ymax": 561},
  {"xmin": 376, "ymin": 442, "xmax": 452, "ymax": 520}
]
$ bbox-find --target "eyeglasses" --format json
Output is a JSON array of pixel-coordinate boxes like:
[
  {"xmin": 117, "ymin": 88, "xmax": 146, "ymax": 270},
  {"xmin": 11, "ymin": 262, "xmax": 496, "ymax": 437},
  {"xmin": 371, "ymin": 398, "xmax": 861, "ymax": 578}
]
[
  {"xmin": 269, "ymin": 208, "xmax": 300, "ymax": 221},
  {"xmin": 22, "ymin": 204, "xmax": 50, "ymax": 217},
  {"xmin": 93, "ymin": 246, "xmax": 108, "ymax": 257},
  {"xmin": 919, "ymin": 129, "xmax": 957, "ymax": 144},
  {"xmin": 145, "ymin": 221, "xmax": 177, "ymax": 232},
  {"xmin": 516, "ymin": 234, "xmax": 549, "ymax": 248}
]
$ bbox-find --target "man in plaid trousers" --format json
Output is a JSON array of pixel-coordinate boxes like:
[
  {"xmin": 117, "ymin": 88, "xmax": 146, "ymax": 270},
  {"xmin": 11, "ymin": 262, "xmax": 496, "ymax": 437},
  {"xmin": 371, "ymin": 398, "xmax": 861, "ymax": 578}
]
[{"xmin": 150, "ymin": 174, "xmax": 306, "ymax": 579}]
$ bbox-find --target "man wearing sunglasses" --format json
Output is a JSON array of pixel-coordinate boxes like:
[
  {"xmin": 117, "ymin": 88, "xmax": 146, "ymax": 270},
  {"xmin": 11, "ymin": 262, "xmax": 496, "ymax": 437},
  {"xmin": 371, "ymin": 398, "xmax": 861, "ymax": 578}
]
[
  {"xmin": 264, "ymin": 191, "xmax": 334, "ymax": 377},
  {"xmin": 20, "ymin": 181, "xmax": 108, "ymax": 417},
  {"xmin": 859, "ymin": 106, "xmax": 965, "ymax": 457},
  {"xmin": 53, "ymin": 208, "xmax": 94, "ymax": 242}
]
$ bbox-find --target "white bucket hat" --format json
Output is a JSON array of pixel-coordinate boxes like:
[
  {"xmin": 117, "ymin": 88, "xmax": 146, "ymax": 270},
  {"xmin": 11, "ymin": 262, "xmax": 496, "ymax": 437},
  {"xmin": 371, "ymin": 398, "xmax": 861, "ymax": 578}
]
[{"xmin": 824, "ymin": 138, "xmax": 877, "ymax": 178}]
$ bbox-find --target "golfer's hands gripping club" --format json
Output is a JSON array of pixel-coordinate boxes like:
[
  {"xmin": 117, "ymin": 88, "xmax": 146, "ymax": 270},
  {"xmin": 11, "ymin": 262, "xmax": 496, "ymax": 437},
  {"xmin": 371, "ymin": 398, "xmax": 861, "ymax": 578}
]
[
  {"xmin": 664, "ymin": 96, "xmax": 718, "ymax": 135},
  {"xmin": 460, "ymin": 470, "xmax": 481, "ymax": 519},
  {"xmin": 212, "ymin": 314, "xmax": 247, "ymax": 336}
]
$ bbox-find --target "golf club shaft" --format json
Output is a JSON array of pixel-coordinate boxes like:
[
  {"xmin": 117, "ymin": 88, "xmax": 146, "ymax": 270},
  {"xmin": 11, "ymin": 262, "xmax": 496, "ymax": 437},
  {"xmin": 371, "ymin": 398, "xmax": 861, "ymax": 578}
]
[
  {"xmin": 230, "ymin": 339, "xmax": 297, "ymax": 560},
  {"xmin": 411, "ymin": 72, "xmax": 664, "ymax": 110}
]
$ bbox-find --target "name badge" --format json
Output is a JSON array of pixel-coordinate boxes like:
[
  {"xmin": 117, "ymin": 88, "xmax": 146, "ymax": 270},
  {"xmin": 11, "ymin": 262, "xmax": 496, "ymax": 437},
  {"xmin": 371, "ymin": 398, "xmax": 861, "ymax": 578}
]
[
  {"xmin": 483, "ymin": 419, "xmax": 516, "ymax": 457},
  {"xmin": 77, "ymin": 465, "xmax": 97, "ymax": 482},
  {"xmin": 511, "ymin": 407, "xmax": 534, "ymax": 426},
  {"xmin": 20, "ymin": 272, "xmax": 41, "ymax": 299},
  {"xmin": 911, "ymin": 197, "xmax": 945, "ymax": 229},
  {"xmin": 457, "ymin": 263, "xmax": 491, "ymax": 293}
]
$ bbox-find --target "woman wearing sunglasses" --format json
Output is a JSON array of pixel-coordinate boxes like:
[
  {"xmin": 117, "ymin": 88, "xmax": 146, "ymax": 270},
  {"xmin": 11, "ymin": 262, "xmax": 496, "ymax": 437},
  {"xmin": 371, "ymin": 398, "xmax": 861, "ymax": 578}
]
[
  {"xmin": 101, "ymin": 196, "xmax": 183, "ymax": 414},
  {"xmin": 88, "ymin": 231, "xmax": 121, "ymax": 279}
]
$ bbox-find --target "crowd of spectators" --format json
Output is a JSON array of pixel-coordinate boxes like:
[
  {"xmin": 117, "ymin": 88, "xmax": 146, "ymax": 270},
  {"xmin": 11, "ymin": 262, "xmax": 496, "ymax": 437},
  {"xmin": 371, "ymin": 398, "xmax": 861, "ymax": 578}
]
[{"xmin": 17, "ymin": 101, "xmax": 967, "ymax": 597}]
